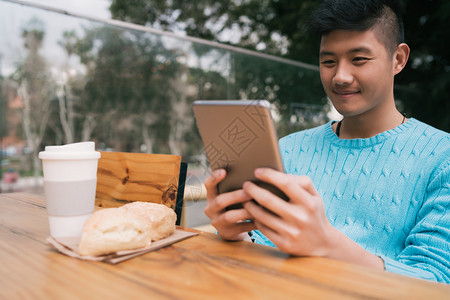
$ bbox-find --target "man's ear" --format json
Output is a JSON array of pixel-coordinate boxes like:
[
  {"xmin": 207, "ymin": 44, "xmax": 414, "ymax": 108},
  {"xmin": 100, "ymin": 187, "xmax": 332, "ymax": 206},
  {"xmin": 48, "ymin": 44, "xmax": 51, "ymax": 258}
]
[{"xmin": 393, "ymin": 43, "xmax": 410, "ymax": 75}]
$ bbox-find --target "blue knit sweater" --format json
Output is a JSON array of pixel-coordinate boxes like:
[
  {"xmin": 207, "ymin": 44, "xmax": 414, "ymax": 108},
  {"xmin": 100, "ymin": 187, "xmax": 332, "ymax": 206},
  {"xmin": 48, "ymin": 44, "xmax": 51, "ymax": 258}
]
[{"xmin": 250, "ymin": 118, "xmax": 450, "ymax": 283}]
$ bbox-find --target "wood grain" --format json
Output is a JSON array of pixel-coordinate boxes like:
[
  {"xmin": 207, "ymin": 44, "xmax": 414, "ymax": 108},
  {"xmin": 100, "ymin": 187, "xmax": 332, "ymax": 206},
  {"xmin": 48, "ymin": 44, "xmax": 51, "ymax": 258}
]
[
  {"xmin": 1, "ymin": 193, "xmax": 449, "ymax": 300},
  {"xmin": 95, "ymin": 151, "xmax": 181, "ymax": 210}
]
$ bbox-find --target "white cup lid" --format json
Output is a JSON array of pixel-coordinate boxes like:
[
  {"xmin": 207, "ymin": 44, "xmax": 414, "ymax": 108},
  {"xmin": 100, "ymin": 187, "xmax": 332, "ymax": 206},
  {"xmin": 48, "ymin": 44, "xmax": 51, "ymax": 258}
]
[{"xmin": 39, "ymin": 142, "xmax": 101, "ymax": 160}]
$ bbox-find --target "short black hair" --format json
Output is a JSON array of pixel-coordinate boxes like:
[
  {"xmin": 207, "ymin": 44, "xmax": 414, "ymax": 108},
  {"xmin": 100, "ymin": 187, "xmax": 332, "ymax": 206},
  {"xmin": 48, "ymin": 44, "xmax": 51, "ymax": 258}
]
[{"xmin": 309, "ymin": 0, "xmax": 404, "ymax": 55}]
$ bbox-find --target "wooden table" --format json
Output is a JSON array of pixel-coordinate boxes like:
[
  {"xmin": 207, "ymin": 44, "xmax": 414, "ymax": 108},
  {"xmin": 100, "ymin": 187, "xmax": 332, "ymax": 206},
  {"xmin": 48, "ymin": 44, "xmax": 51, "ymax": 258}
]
[{"xmin": 1, "ymin": 193, "xmax": 449, "ymax": 299}]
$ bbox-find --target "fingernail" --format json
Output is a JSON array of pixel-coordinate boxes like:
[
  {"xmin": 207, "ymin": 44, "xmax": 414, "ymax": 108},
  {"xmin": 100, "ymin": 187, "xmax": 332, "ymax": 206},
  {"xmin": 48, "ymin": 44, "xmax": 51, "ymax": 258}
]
[
  {"xmin": 255, "ymin": 168, "xmax": 262, "ymax": 176},
  {"xmin": 214, "ymin": 169, "xmax": 223, "ymax": 178}
]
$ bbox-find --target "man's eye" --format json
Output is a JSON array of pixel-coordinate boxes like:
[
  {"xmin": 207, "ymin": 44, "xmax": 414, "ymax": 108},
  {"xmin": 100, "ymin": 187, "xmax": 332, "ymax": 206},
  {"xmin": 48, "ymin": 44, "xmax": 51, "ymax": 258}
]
[
  {"xmin": 353, "ymin": 57, "xmax": 369, "ymax": 63},
  {"xmin": 320, "ymin": 60, "xmax": 335, "ymax": 65}
]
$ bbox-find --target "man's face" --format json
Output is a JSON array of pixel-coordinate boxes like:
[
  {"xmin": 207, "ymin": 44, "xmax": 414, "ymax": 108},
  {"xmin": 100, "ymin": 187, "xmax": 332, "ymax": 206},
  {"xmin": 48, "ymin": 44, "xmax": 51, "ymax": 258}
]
[{"xmin": 319, "ymin": 29, "xmax": 395, "ymax": 118}]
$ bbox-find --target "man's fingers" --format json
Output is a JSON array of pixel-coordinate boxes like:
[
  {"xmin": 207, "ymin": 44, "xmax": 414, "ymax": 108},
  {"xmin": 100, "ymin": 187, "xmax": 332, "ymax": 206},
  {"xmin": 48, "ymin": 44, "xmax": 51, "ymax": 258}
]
[
  {"xmin": 204, "ymin": 188, "xmax": 252, "ymax": 220},
  {"xmin": 217, "ymin": 206, "xmax": 254, "ymax": 225},
  {"xmin": 254, "ymin": 168, "xmax": 320, "ymax": 206},
  {"xmin": 204, "ymin": 169, "xmax": 226, "ymax": 199},
  {"xmin": 242, "ymin": 180, "xmax": 293, "ymax": 217},
  {"xmin": 218, "ymin": 221, "xmax": 257, "ymax": 241},
  {"xmin": 252, "ymin": 220, "xmax": 283, "ymax": 247},
  {"xmin": 244, "ymin": 200, "xmax": 285, "ymax": 231},
  {"xmin": 216, "ymin": 189, "xmax": 252, "ymax": 210}
]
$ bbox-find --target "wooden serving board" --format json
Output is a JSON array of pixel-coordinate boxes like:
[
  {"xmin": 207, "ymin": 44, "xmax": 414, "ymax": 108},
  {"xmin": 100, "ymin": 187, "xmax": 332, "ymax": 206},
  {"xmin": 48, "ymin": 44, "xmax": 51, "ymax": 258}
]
[{"xmin": 95, "ymin": 151, "xmax": 181, "ymax": 210}]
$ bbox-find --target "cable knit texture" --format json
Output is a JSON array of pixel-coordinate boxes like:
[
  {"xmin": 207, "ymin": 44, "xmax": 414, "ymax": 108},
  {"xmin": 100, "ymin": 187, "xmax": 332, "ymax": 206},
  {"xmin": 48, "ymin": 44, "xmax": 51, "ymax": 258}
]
[{"xmin": 250, "ymin": 118, "xmax": 450, "ymax": 283}]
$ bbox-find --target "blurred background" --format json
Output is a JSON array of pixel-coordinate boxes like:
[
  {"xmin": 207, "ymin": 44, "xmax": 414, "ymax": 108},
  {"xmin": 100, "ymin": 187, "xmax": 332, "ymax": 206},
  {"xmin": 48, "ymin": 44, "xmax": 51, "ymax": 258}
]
[{"xmin": 1, "ymin": 0, "xmax": 448, "ymax": 227}]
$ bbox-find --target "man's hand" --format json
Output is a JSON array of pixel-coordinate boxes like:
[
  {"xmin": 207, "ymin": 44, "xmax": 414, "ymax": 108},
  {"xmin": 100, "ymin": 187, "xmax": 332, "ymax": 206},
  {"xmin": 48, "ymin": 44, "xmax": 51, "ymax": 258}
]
[
  {"xmin": 203, "ymin": 169, "xmax": 256, "ymax": 241},
  {"xmin": 242, "ymin": 168, "xmax": 336, "ymax": 257},
  {"xmin": 242, "ymin": 168, "xmax": 384, "ymax": 270}
]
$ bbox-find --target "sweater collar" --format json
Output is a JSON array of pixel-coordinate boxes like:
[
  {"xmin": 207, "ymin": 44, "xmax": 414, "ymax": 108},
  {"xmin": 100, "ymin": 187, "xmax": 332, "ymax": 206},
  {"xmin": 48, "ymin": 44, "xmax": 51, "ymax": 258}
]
[{"xmin": 326, "ymin": 118, "xmax": 417, "ymax": 148}]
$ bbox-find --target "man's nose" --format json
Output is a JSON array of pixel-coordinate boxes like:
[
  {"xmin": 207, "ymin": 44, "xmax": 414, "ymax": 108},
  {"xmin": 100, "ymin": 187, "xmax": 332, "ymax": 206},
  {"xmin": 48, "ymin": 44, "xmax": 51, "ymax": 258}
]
[{"xmin": 332, "ymin": 62, "xmax": 353, "ymax": 86}]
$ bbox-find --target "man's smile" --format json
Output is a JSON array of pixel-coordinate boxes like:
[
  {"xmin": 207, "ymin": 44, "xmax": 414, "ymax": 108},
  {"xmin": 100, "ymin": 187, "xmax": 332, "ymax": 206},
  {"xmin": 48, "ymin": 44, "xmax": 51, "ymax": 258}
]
[{"xmin": 332, "ymin": 89, "xmax": 361, "ymax": 96}]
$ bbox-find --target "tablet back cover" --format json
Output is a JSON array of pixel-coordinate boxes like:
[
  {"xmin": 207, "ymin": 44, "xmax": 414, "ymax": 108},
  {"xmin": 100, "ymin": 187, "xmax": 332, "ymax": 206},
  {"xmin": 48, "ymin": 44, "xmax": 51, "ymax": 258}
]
[{"xmin": 193, "ymin": 100, "xmax": 285, "ymax": 194}]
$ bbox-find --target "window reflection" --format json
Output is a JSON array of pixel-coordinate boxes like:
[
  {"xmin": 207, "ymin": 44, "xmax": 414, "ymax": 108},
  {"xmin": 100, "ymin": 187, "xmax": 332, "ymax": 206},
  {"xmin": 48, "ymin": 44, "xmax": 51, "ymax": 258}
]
[{"xmin": 0, "ymin": 0, "xmax": 326, "ymax": 191}]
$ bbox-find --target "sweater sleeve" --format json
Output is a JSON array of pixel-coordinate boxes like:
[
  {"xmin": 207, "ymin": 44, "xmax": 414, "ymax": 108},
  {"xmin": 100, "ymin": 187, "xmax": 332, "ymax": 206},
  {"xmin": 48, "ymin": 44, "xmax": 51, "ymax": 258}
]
[{"xmin": 382, "ymin": 159, "xmax": 450, "ymax": 283}]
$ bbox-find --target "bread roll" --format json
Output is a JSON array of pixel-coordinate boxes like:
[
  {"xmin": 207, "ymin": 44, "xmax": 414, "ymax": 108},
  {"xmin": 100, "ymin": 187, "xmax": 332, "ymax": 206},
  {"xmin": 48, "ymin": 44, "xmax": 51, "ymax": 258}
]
[
  {"xmin": 78, "ymin": 202, "xmax": 177, "ymax": 256},
  {"xmin": 78, "ymin": 208, "xmax": 152, "ymax": 256},
  {"xmin": 120, "ymin": 202, "xmax": 177, "ymax": 241}
]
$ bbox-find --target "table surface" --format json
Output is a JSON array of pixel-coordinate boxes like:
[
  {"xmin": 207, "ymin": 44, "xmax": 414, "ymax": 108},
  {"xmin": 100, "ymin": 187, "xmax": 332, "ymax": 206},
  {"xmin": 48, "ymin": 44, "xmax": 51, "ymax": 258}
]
[{"xmin": 1, "ymin": 192, "xmax": 449, "ymax": 299}]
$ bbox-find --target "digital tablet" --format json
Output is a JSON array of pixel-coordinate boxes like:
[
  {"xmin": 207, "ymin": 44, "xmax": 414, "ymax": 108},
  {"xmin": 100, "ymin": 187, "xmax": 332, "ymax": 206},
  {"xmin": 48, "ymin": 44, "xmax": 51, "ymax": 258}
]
[{"xmin": 193, "ymin": 100, "xmax": 288, "ymax": 208}]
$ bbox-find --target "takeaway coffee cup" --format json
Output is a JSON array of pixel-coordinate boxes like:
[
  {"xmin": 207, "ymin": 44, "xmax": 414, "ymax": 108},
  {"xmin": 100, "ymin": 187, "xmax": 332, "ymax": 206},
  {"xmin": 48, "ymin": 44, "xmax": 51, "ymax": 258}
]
[{"xmin": 39, "ymin": 142, "xmax": 101, "ymax": 238}]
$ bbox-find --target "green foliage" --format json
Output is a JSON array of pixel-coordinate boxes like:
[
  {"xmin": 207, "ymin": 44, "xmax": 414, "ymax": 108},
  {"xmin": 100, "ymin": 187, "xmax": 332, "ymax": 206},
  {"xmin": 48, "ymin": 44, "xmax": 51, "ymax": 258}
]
[
  {"xmin": 65, "ymin": 26, "xmax": 187, "ymax": 152},
  {"xmin": 110, "ymin": 0, "xmax": 450, "ymax": 132}
]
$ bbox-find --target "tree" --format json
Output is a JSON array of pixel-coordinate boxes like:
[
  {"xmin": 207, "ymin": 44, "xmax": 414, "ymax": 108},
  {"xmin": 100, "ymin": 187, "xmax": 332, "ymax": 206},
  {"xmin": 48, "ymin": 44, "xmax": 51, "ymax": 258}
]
[
  {"xmin": 396, "ymin": 0, "xmax": 450, "ymax": 131},
  {"xmin": 110, "ymin": 0, "xmax": 450, "ymax": 132},
  {"xmin": 55, "ymin": 30, "xmax": 81, "ymax": 144},
  {"xmin": 13, "ymin": 18, "xmax": 55, "ymax": 179},
  {"xmin": 66, "ymin": 25, "xmax": 196, "ymax": 154}
]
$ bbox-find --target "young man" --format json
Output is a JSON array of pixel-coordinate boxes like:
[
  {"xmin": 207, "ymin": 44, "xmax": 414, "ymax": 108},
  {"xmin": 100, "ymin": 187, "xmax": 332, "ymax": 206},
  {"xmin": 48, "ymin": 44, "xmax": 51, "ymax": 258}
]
[{"xmin": 203, "ymin": 0, "xmax": 450, "ymax": 283}]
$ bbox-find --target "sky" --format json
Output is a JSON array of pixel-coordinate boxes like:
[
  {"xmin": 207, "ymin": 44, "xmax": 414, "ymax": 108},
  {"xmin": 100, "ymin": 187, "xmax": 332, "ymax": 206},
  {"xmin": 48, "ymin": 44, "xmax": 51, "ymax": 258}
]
[
  {"xmin": 21, "ymin": 0, "xmax": 112, "ymax": 20},
  {"xmin": 0, "ymin": 0, "xmax": 114, "ymax": 74},
  {"xmin": 1, "ymin": 0, "xmax": 233, "ymax": 74}
]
